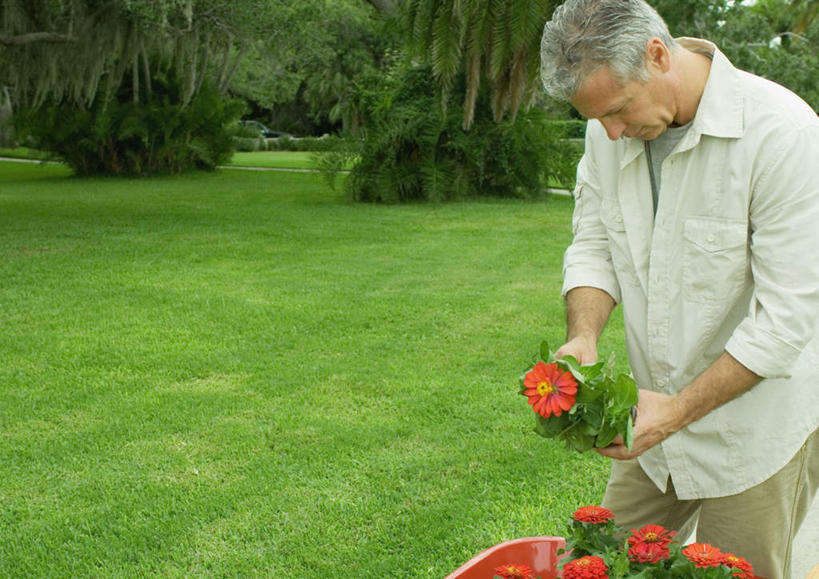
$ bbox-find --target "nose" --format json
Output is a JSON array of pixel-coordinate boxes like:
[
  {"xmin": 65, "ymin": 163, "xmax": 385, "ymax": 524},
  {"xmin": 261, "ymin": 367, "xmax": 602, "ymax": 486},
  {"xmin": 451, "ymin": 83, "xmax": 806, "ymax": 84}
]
[{"xmin": 600, "ymin": 117, "xmax": 627, "ymax": 140}]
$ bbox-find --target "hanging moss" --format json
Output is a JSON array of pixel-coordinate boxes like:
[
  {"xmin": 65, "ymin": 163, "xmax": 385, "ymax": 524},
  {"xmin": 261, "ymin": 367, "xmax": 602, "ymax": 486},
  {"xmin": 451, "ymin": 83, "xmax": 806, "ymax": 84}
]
[{"xmin": 0, "ymin": 0, "xmax": 243, "ymax": 109}]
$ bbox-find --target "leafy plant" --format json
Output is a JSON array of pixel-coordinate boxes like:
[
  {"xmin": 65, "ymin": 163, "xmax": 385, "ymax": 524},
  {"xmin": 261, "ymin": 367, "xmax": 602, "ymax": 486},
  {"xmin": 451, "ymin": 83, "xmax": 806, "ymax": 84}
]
[
  {"xmin": 319, "ymin": 63, "xmax": 580, "ymax": 203},
  {"xmin": 561, "ymin": 506, "xmax": 755, "ymax": 578},
  {"xmin": 521, "ymin": 342, "xmax": 637, "ymax": 453},
  {"xmin": 15, "ymin": 69, "xmax": 243, "ymax": 176}
]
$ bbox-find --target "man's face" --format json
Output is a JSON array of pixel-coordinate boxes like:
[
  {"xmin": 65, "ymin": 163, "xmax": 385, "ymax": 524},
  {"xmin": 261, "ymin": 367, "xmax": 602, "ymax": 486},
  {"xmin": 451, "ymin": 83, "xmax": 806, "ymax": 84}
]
[{"xmin": 570, "ymin": 65, "xmax": 675, "ymax": 141}]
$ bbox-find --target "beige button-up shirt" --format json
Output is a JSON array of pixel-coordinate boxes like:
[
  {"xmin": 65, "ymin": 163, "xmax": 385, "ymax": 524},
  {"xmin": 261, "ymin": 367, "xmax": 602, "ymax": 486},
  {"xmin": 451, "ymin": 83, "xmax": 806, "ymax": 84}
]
[{"xmin": 563, "ymin": 39, "xmax": 819, "ymax": 499}]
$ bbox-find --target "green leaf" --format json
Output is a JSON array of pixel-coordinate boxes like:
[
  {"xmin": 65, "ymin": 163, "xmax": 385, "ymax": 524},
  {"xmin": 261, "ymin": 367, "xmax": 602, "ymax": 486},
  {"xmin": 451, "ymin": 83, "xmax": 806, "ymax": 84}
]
[
  {"xmin": 558, "ymin": 355, "xmax": 586, "ymax": 383},
  {"xmin": 561, "ymin": 423, "xmax": 596, "ymax": 452},
  {"xmin": 539, "ymin": 340, "xmax": 551, "ymax": 362},
  {"xmin": 534, "ymin": 412, "xmax": 571, "ymax": 438},
  {"xmin": 579, "ymin": 361, "xmax": 603, "ymax": 382},
  {"xmin": 575, "ymin": 384, "xmax": 602, "ymax": 404},
  {"xmin": 594, "ymin": 423, "xmax": 618, "ymax": 448},
  {"xmin": 608, "ymin": 373, "xmax": 638, "ymax": 412},
  {"xmin": 580, "ymin": 402, "xmax": 603, "ymax": 429},
  {"xmin": 625, "ymin": 415, "xmax": 634, "ymax": 451}
]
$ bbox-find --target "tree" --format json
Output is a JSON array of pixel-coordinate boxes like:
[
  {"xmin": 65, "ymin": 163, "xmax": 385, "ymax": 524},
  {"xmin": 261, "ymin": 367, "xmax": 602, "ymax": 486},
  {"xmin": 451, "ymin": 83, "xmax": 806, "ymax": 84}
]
[
  {"xmin": 715, "ymin": 0, "xmax": 818, "ymax": 110},
  {"xmin": 404, "ymin": 0, "xmax": 558, "ymax": 128},
  {"xmin": 1, "ymin": 1, "xmax": 278, "ymax": 174},
  {"xmin": 320, "ymin": 63, "xmax": 579, "ymax": 202},
  {"xmin": 227, "ymin": 0, "xmax": 396, "ymax": 135},
  {"xmin": 0, "ymin": 0, "xmax": 273, "ymax": 109}
]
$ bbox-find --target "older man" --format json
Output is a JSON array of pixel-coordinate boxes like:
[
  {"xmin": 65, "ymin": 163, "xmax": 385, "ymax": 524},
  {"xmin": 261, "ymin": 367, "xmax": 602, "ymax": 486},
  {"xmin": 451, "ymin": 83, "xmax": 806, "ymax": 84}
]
[{"xmin": 539, "ymin": 0, "xmax": 819, "ymax": 576}]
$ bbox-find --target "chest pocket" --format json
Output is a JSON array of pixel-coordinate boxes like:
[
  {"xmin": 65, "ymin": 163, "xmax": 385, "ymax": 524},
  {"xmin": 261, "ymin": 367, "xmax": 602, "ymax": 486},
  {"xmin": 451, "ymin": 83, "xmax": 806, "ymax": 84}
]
[
  {"xmin": 682, "ymin": 217, "xmax": 749, "ymax": 303},
  {"xmin": 600, "ymin": 198, "xmax": 641, "ymax": 288}
]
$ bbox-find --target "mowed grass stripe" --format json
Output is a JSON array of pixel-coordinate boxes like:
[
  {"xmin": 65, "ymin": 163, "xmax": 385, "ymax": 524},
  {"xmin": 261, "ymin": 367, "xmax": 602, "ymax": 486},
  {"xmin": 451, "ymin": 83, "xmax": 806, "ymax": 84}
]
[{"xmin": 0, "ymin": 161, "xmax": 623, "ymax": 577}]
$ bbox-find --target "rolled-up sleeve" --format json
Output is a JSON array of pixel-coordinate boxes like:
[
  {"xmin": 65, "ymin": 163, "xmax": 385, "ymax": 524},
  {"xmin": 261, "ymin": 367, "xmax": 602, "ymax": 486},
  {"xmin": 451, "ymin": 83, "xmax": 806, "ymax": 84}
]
[
  {"xmin": 725, "ymin": 124, "xmax": 819, "ymax": 378},
  {"xmin": 562, "ymin": 140, "xmax": 622, "ymax": 304}
]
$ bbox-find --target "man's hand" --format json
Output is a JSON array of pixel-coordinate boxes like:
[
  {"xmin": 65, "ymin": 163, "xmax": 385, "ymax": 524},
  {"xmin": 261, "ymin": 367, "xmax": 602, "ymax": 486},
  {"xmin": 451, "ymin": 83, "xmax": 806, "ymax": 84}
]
[
  {"xmin": 555, "ymin": 335, "xmax": 599, "ymax": 365},
  {"xmin": 594, "ymin": 389, "xmax": 683, "ymax": 460},
  {"xmin": 594, "ymin": 352, "xmax": 761, "ymax": 460}
]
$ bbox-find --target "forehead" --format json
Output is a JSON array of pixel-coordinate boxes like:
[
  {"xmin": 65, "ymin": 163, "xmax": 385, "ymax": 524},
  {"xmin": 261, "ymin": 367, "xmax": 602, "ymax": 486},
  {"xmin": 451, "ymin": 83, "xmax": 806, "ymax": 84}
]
[{"xmin": 570, "ymin": 66, "xmax": 629, "ymax": 119}]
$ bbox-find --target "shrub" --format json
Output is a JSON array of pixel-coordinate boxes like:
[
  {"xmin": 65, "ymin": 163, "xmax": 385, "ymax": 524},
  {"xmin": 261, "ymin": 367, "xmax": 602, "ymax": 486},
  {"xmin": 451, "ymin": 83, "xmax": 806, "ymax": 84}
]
[
  {"xmin": 15, "ymin": 70, "xmax": 243, "ymax": 176},
  {"xmin": 320, "ymin": 65, "xmax": 581, "ymax": 203}
]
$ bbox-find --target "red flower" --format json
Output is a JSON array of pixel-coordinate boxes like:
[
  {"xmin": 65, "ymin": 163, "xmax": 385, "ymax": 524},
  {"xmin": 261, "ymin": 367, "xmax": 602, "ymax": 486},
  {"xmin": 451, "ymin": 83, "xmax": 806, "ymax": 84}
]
[
  {"xmin": 627, "ymin": 540, "xmax": 671, "ymax": 563},
  {"xmin": 573, "ymin": 505, "xmax": 615, "ymax": 524},
  {"xmin": 563, "ymin": 556, "xmax": 609, "ymax": 579},
  {"xmin": 494, "ymin": 563, "xmax": 534, "ymax": 579},
  {"xmin": 523, "ymin": 361, "xmax": 578, "ymax": 417},
  {"xmin": 627, "ymin": 524, "xmax": 675, "ymax": 563},
  {"xmin": 721, "ymin": 553, "xmax": 755, "ymax": 579},
  {"xmin": 682, "ymin": 543, "xmax": 724, "ymax": 567}
]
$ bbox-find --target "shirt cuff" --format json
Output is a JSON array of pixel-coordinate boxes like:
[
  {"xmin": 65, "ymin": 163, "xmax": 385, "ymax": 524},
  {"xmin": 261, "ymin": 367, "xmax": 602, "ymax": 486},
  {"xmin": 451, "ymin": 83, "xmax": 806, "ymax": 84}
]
[
  {"xmin": 725, "ymin": 318, "xmax": 802, "ymax": 379},
  {"xmin": 562, "ymin": 263, "xmax": 622, "ymax": 304}
]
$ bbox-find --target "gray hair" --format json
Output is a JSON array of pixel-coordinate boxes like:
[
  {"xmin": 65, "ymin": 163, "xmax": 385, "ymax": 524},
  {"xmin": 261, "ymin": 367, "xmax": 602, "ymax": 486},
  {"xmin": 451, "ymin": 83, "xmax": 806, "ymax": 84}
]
[{"xmin": 540, "ymin": 0, "xmax": 677, "ymax": 101}]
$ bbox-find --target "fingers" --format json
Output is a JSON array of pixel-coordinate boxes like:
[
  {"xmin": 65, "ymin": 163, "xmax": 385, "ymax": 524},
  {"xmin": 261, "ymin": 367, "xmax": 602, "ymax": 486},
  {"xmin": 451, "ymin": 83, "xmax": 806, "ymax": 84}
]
[
  {"xmin": 594, "ymin": 443, "xmax": 632, "ymax": 460},
  {"xmin": 554, "ymin": 336, "xmax": 598, "ymax": 365}
]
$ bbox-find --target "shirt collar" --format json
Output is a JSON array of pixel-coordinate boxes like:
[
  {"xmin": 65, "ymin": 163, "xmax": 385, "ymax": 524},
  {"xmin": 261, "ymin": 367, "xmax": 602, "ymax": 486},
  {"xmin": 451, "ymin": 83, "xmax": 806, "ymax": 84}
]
[{"xmin": 677, "ymin": 37, "xmax": 744, "ymax": 139}]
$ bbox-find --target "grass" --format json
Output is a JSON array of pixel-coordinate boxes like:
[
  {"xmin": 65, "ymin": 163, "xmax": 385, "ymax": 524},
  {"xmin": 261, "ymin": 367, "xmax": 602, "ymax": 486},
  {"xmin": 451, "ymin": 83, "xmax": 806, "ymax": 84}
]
[
  {"xmin": 0, "ymin": 148, "xmax": 319, "ymax": 170},
  {"xmin": 0, "ymin": 146, "xmax": 53, "ymax": 161},
  {"xmin": 228, "ymin": 150, "xmax": 318, "ymax": 170},
  {"xmin": 0, "ymin": 160, "xmax": 625, "ymax": 577}
]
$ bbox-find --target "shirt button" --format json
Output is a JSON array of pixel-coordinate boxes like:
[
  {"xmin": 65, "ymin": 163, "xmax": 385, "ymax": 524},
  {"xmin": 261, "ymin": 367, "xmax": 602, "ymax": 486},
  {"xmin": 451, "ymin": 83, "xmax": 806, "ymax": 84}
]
[
  {"xmin": 706, "ymin": 234, "xmax": 716, "ymax": 243},
  {"xmin": 615, "ymin": 214, "xmax": 623, "ymax": 223}
]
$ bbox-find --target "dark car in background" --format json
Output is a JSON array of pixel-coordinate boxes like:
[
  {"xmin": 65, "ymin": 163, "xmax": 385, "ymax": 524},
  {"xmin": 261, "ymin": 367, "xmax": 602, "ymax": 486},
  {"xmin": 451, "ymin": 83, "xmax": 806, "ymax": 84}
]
[{"xmin": 238, "ymin": 120, "xmax": 293, "ymax": 139}]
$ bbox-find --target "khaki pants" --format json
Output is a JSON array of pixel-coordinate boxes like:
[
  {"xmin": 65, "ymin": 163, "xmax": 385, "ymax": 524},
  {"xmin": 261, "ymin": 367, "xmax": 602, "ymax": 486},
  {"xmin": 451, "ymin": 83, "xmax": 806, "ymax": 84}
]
[{"xmin": 602, "ymin": 429, "xmax": 818, "ymax": 579}]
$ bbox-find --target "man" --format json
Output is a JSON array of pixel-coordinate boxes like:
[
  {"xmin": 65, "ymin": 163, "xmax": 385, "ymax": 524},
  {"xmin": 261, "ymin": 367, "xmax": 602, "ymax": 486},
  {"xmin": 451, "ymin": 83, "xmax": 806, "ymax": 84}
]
[{"xmin": 539, "ymin": 0, "xmax": 819, "ymax": 576}]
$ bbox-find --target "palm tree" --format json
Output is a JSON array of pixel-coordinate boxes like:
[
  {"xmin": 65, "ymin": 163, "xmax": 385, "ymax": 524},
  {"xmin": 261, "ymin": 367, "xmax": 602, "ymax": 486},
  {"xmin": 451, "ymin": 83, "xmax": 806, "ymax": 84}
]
[
  {"xmin": 792, "ymin": 0, "xmax": 818, "ymax": 33},
  {"xmin": 404, "ymin": 0, "xmax": 556, "ymax": 128}
]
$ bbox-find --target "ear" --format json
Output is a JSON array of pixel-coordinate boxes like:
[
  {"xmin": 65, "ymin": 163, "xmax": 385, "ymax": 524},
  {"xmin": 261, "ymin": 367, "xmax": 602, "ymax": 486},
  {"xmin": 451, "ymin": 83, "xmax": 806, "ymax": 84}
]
[{"xmin": 645, "ymin": 37, "xmax": 671, "ymax": 74}]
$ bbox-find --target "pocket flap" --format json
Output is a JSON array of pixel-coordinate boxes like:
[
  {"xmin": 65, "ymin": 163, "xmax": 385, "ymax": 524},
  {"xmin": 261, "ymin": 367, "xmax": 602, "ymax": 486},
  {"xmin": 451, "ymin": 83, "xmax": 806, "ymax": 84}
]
[{"xmin": 683, "ymin": 218, "xmax": 747, "ymax": 253}]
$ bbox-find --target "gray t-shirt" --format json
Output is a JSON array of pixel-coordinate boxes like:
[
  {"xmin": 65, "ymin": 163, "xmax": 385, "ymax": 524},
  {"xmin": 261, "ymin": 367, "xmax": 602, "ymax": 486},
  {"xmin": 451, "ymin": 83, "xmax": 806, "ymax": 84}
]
[{"xmin": 645, "ymin": 122, "xmax": 691, "ymax": 214}]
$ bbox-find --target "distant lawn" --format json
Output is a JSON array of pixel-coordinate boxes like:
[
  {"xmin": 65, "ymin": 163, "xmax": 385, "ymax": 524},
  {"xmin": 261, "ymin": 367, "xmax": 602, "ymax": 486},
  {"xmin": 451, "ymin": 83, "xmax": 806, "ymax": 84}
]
[
  {"xmin": 1, "ymin": 149, "xmax": 327, "ymax": 171},
  {"xmin": 227, "ymin": 150, "xmax": 319, "ymax": 170},
  {"xmin": 0, "ymin": 146, "xmax": 53, "ymax": 161},
  {"xmin": 0, "ymin": 161, "xmax": 624, "ymax": 577},
  {"xmin": 0, "ymin": 148, "xmax": 319, "ymax": 170}
]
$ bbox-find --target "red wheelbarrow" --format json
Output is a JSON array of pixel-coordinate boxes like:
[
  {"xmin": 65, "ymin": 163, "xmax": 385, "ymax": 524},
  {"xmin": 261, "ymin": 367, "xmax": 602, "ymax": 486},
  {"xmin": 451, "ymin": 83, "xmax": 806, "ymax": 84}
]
[{"xmin": 445, "ymin": 536, "xmax": 566, "ymax": 578}]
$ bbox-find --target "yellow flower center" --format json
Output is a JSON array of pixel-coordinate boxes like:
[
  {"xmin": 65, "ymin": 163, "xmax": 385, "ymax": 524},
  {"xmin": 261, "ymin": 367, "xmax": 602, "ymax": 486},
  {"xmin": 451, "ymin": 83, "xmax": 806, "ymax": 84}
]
[
  {"xmin": 576, "ymin": 559, "xmax": 590, "ymax": 567},
  {"xmin": 644, "ymin": 532, "xmax": 659, "ymax": 542},
  {"xmin": 537, "ymin": 381, "xmax": 554, "ymax": 396}
]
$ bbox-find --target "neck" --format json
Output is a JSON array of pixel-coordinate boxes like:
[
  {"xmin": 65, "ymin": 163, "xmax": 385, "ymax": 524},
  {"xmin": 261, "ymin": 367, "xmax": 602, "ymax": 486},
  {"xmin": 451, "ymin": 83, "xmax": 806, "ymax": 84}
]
[{"xmin": 671, "ymin": 49, "xmax": 712, "ymax": 126}]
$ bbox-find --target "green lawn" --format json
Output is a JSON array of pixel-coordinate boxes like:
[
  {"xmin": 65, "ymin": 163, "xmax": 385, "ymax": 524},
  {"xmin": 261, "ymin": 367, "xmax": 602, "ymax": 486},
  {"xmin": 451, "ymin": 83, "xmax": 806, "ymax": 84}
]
[
  {"xmin": 1, "ymin": 148, "xmax": 326, "ymax": 172},
  {"xmin": 0, "ymin": 161, "xmax": 625, "ymax": 577},
  {"xmin": 227, "ymin": 150, "xmax": 318, "ymax": 170}
]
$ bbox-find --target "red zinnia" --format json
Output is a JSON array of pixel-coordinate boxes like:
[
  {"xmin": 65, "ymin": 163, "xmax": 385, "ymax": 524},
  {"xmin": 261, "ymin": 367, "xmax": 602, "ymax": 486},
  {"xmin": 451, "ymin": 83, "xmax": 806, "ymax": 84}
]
[
  {"xmin": 523, "ymin": 361, "xmax": 578, "ymax": 417},
  {"xmin": 563, "ymin": 556, "xmax": 609, "ymax": 579},
  {"xmin": 627, "ymin": 524, "xmax": 675, "ymax": 563},
  {"xmin": 682, "ymin": 543, "xmax": 724, "ymax": 568},
  {"xmin": 494, "ymin": 563, "xmax": 534, "ymax": 579},
  {"xmin": 573, "ymin": 505, "xmax": 615, "ymax": 524},
  {"xmin": 628, "ymin": 540, "xmax": 671, "ymax": 563},
  {"xmin": 721, "ymin": 553, "xmax": 755, "ymax": 579}
]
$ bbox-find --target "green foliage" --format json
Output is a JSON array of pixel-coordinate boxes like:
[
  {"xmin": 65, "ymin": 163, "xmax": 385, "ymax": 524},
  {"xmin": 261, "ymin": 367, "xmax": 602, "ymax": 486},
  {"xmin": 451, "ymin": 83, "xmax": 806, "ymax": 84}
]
[
  {"xmin": 649, "ymin": 0, "xmax": 819, "ymax": 111},
  {"xmin": 229, "ymin": 0, "xmax": 397, "ymax": 135},
  {"xmin": 320, "ymin": 64, "xmax": 580, "ymax": 203},
  {"xmin": 563, "ymin": 517, "xmax": 623, "ymax": 559},
  {"xmin": 561, "ymin": 513, "xmax": 746, "ymax": 578},
  {"xmin": 527, "ymin": 342, "xmax": 637, "ymax": 453},
  {"xmin": 405, "ymin": 0, "xmax": 558, "ymax": 128},
  {"xmin": 15, "ymin": 71, "xmax": 242, "ymax": 176},
  {"xmin": 0, "ymin": 0, "xmax": 260, "ymax": 109},
  {"xmin": 648, "ymin": 0, "xmax": 729, "ymax": 38},
  {"xmin": 715, "ymin": 0, "xmax": 819, "ymax": 110}
]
